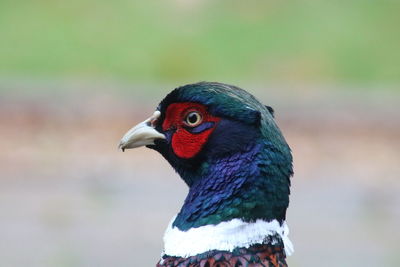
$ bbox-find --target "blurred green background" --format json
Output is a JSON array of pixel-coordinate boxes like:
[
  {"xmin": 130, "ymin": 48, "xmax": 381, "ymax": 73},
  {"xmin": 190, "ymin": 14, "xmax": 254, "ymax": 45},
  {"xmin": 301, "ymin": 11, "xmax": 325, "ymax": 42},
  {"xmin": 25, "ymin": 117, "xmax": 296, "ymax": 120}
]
[
  {"xmin": 0, "ymin": 1, "xmax": 399, "ymax": 267},
  {"xmin": 0, "ymin": 0, "xmax": 399, "ymax": 86}
]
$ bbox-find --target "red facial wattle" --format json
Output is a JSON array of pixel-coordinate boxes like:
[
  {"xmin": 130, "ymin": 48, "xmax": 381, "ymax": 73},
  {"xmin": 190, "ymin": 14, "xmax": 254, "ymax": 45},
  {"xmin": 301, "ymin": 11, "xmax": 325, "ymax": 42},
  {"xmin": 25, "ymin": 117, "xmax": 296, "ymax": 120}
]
[{"xmin": 162, "ymin": 102, "xmax": 220, "ymax": 159}]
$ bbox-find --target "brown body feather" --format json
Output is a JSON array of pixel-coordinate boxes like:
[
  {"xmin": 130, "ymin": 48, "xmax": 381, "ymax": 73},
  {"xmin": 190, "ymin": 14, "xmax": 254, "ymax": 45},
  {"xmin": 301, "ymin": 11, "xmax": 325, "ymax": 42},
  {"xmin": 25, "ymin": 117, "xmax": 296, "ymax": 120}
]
[{"xmin": 157, "ymin": 244, "xmax": 287, "ymax": 267}]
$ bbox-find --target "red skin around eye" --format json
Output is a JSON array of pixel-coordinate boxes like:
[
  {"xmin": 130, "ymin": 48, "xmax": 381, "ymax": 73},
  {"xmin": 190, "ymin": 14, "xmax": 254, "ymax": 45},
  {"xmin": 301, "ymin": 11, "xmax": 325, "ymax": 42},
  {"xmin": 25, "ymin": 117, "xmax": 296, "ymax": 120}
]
[{"xmin": 162, "ymin": 102, "xmax": 220, "ymax": 159}]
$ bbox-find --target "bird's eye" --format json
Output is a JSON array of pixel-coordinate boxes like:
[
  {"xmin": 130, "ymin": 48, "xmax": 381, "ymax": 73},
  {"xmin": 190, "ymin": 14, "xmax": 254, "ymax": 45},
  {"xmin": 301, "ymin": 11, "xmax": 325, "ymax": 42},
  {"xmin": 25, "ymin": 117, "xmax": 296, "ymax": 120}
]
[{"xmin": 184, "ymin": 111, "xmax": 202, "ymax": 127}]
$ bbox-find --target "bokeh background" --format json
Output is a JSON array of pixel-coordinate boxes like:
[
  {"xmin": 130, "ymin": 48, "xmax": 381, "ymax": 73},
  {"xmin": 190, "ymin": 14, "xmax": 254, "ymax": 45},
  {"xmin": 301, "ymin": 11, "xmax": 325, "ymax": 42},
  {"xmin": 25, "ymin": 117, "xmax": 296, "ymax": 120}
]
[{"xmin": 0, "ymin": 1, "xmax": 399, "ymax": 266}]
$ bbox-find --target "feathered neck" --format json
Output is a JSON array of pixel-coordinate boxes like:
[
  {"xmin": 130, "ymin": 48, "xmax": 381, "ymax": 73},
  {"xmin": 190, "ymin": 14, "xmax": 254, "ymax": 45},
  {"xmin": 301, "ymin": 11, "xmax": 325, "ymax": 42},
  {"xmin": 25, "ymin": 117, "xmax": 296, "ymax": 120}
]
[
  {"xmin": 172, "ymin": 140, "xmax": 291, "ymax": 231},
  {"xmin": 160, "ymin": 141, "xmax": 294, "ymax": 261}
]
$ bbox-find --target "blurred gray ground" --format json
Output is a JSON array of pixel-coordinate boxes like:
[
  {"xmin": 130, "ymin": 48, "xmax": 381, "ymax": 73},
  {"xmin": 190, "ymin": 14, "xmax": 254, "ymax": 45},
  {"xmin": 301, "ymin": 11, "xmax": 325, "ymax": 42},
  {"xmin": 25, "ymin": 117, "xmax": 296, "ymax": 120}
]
[{"xmin": 0, "ymin": 82, "xmax": 399, "ymax": 267}]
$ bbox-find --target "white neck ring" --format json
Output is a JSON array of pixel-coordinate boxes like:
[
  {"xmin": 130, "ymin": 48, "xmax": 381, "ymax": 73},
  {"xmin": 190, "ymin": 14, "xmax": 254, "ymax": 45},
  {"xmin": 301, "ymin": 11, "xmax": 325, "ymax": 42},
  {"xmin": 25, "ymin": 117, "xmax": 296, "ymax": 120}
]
[{"xmin": 162, "ymin": 216, "xmax": 294, "ymax": 258}]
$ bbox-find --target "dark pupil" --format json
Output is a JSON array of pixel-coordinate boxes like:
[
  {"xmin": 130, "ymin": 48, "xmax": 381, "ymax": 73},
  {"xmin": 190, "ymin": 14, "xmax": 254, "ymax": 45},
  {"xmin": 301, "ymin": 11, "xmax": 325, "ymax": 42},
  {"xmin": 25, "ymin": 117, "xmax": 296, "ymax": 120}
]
[{"xmin": 188, "ymin": 113, "xmax": 198, "ymax": 124}]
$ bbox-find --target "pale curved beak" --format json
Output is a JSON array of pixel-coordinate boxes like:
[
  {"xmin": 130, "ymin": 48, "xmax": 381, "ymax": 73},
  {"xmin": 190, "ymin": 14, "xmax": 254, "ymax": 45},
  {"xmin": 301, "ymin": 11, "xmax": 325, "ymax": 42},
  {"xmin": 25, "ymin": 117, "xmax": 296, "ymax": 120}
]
[{"xmin": 118, "ymin": 111, "xmax": 166, "ymax": 152}]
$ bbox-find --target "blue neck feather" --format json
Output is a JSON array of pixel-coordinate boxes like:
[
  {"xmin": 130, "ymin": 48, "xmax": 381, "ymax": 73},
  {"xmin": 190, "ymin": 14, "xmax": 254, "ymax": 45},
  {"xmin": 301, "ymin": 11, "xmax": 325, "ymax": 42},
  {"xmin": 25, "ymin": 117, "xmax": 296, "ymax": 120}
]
[{"xmin": 173, "ymin": 139, "xmax": 291, "ymax": 231}]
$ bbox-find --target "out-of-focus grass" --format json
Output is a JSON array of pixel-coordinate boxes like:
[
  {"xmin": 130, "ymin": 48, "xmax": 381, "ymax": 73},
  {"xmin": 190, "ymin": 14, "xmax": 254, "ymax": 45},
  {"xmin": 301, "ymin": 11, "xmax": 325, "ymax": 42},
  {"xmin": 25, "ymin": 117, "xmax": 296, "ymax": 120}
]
[{"xmin": 0, "ymin": 0, "xmax": 399, "ymax": 86}]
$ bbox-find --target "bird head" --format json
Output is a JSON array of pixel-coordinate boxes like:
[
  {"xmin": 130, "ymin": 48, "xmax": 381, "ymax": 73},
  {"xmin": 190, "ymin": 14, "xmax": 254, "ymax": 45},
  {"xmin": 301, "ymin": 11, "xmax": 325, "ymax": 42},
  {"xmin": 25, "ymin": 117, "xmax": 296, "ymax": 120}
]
[{"xmin": 120, "ymin": 82, "xmax": 290, "ymax": 180}]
